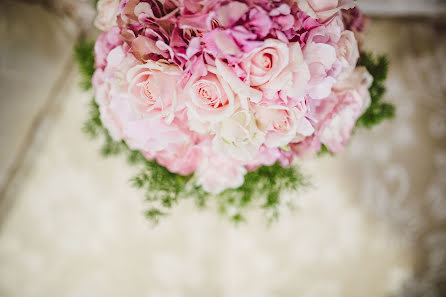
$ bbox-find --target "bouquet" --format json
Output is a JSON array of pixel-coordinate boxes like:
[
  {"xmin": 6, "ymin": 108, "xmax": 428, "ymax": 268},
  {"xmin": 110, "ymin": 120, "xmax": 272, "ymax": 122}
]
[{"xmin": 75, "ymin": 0, "xmax": 394, "ymax": 223}]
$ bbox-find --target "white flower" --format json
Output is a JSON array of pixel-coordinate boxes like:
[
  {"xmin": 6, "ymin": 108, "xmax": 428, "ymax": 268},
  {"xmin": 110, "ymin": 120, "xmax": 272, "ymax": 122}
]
[
  {"xmin": 94, "ymin": 0, "xmax": 120, "ymax": 31},
  {"xmin": 212, "ymin": 109, "xmax": 265, "ymax": 161}
]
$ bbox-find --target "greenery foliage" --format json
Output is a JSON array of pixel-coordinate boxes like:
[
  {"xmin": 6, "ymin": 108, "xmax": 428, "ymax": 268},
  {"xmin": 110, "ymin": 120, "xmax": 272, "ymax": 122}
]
[
  {"xmin": 74, "ymin": 40, "xmax": 393, "ymax": 224},
  {"xmin": 357, "ymin": 52, "xmax": 395, "ymax": 128},
  {"xmin": 74, "ymin": 42, "xmax": 95, "ymax": 90}
]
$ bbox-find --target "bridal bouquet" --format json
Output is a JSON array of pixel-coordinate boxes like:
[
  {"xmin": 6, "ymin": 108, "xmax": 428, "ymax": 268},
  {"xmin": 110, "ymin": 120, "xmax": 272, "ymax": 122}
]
[{"xmin": 76, "ymin": 0, "xmax": 394, "ymax": 223}]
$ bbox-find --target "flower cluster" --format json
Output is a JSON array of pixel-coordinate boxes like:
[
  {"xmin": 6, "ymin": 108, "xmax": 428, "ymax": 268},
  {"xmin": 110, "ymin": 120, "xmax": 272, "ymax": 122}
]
[{"xmin": 92, "ymin": 0, "xmax": 371, "ymax": 194}]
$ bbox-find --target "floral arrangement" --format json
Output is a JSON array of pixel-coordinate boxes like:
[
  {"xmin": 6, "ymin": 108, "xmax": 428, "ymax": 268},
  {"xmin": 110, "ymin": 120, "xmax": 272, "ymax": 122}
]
[{"xmin": 75, "ymin": 0, "xmax": 394, "ymax": 223}]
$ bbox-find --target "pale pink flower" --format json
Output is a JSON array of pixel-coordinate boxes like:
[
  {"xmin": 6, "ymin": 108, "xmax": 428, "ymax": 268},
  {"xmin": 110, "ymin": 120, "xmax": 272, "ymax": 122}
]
[
  {"xmin": 336, "ymin": 30, "xmax": 360, "ymax": 81},
  {"xmin": 254, "ymin": 104, "xmax": 314, "ymax": 148},
  {"xmin": 303, "ymin": 18, "xmax": 345, "ymax": 100},
  {"xmin": 261, "ymin": 42, "xmax": 310, "ymax": 102},
  {"xmin": 247, "ymin": 146, "xmax": 282, "ymax": 171},
  {"xmin": 124, "ymin": 119, "xmax": 191, "ymax": 152},
  {"xmin": 95, "ymin": 0, "xmax": 120, "ymax": 31},
  {"xmin": 240, "ymin": 39, "xmax": 290, "ymax": 87},
  {"xmin": 318, "ymin": 91, "xmax": 362, "ymax": 153},
  {"xmin": 298, "ymin": 0, "xmax": 356, "ymax": 23},
  {"xmin": 127, "ymin": 61, "xmax": 183, "ymax": 123},
  {"xmin": 185, "ymin": 68, "xmax": 237, "ymax": 124},
  {"xmin": 94, "ymin": 27, "xmax": 122, "ymax": 69},
  {"xmin": 318, "ymin": 68, "xmax": 372, "ymax": 153},
  {"xmin": 155, "ymin": 142, "xmax": 203, "ymax": 175},
  {"xmin": 196, "ymin": 150, "xmax": 247, "ymax": 194},
  {"xmin": 291, "ymin": 135, "xmax": 322, "ymax": 158}
]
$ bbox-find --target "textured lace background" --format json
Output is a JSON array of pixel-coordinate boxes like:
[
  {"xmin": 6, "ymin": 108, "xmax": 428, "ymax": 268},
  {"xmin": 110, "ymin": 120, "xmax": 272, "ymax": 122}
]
[{"xmin": 0, "ymin": 1, "xmax": 445, "ymax": 297}]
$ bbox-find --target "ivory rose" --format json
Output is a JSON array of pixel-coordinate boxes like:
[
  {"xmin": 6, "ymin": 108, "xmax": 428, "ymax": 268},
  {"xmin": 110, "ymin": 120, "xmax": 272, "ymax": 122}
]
[
  {"xmin": 213, "ymin": 109, "xmax": 265, "ymax": 161},
  {"xmin": 127, "ymin": 61, "xmax": 183, "ymax": 123},
  {"xmin": 95, "ymin": 0, "xmax": 120, "ymax": 31}
]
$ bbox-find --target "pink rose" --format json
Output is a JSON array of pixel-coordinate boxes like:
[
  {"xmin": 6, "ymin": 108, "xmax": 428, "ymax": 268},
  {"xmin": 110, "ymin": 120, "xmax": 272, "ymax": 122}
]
[
  {"xmin": 240, "ymin": 39, "xmax": 289, "ymax": 87},
  {"xmin": 95, "ymin": 0, "xmax": 120, "ymax": 31},
  {"xmin": 298, "ymin": 0, "xmax": 356, "ymax": 23},
  {"xmin": 336, "ymin": 30, "xmax": 360, "ymax": 81},
  {"xmin": 261, "ymin": 42, "xmax": 310, "ymax": 102},
  {"xmin": 127, "ymin": 61, "xmax": 183, "ymax": 123},
  {"xmin": 185, "ymin": 68, "xmax": 237, "ymax": 124},
  {"xmin": 254, "ymin": 104, "xmax": 314, "ymax": 148}
]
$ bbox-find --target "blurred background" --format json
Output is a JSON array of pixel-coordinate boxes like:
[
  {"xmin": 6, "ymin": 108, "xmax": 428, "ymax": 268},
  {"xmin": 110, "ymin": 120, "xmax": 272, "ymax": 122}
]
[{"xmin": 0, "ymin": 0, "xmax": 445, "ymax": 296}]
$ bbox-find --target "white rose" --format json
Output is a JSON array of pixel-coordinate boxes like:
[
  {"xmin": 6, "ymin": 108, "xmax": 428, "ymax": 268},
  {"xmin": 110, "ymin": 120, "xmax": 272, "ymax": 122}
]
[
  {"xmin": 213, "ymin": 109, "xmax": 265, "ymax": 161},
  {"xmin": 94, "ymin": 0, "xmax": 120, "ymax": 31}
]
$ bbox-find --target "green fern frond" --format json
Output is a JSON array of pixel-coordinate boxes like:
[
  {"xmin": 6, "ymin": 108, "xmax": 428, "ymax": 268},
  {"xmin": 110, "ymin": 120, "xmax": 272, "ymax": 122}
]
[
  {"xmin": 357, "ymin": 52, "xmax": 395, "ymax": 128},
  {"xmin": 74, "ymin": 41, "xmax": 95, "ymax": 90}
]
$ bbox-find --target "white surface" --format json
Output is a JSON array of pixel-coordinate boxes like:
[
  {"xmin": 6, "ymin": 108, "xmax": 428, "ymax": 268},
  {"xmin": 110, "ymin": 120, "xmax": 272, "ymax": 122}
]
[{"xmin": 0, "ymin": 1, "xmax": 78, "ymax": 189}]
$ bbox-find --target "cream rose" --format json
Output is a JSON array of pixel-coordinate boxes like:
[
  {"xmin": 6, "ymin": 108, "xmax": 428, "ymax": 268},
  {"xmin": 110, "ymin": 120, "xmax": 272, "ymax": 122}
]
[
  {"xmin": 127, "ymin": 61, "xmax": 183, "ymax": 124},
  {"xmin": 94, "ymin": 0, "xmax": 120, "ymax": 31},
  {"xmin": 213, "ymin": 109, "xmax": 265, "ymax": 161}
]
